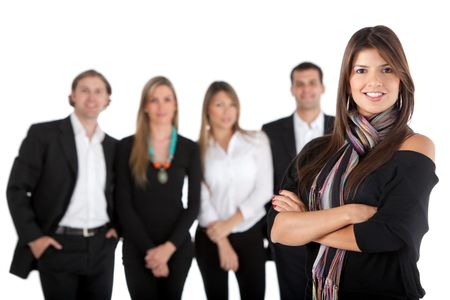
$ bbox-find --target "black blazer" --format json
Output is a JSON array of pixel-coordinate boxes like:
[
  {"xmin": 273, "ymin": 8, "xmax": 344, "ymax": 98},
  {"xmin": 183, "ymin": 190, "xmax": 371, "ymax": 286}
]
[
  {"xmin": 6, "ymin": 116, "xmax": 117, "ymax": 278},
  {"xmin": 262, "ymin": 114, "xmax": 334, "ymax": 195}
]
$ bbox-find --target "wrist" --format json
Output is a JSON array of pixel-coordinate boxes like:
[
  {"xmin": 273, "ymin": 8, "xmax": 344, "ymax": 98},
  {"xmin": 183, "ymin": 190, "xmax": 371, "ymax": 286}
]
[
  {"xmin": 216, "ymin": 237, "xmax": 229, "ymax": 247},
  {"xmin": 164, "ymin": 241, "xmax": 176, "ymax": 254},
  {"xmin": 228, "ymin": 210, "xmax": 243, "ymax": 227},
  {"xmin": 29, "ymin": 235, "xmax": 45, "ymax": 247}
]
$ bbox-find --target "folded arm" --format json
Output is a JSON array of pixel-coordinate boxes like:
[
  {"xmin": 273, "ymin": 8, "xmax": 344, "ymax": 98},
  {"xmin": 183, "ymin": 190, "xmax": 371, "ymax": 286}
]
[{"xmin": 270, "ymin": 203, "xmax": 376, "ymax": 246}]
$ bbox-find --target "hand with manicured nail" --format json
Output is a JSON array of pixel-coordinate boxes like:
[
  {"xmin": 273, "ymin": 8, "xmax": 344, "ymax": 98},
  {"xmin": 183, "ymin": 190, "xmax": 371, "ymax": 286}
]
[{"xmin": 272, "ymin": 190, "xmax": 306, "ymax": 213}]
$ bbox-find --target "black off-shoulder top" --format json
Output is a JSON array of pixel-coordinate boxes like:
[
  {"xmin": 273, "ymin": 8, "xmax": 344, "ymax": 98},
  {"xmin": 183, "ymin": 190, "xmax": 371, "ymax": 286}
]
[{"xmin": 267, "ymin": 137, "xmax": 438, "ymax": 300}]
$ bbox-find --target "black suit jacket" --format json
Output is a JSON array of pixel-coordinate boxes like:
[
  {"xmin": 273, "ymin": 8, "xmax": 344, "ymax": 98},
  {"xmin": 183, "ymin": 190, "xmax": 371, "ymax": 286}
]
[
  {"xmin": 262, "ymin": 114, "xmax": 335, "ymax": 195},
  {"xmin": 6, "ymin": 116, "xmax": 117, "ymax": 278}
]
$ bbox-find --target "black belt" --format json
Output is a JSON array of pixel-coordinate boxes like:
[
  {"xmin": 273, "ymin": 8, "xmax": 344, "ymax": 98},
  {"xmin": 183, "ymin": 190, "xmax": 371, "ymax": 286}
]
[{"xmin": 55, "ymin": 225, "xmax": 106, "ymax": 237}]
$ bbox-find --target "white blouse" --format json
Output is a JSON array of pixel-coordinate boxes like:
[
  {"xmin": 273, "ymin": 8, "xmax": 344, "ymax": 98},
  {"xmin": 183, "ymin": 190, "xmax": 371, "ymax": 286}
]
[{"xmin": 198, "ymin": 130, "xmax": 273, "ymax": 233}]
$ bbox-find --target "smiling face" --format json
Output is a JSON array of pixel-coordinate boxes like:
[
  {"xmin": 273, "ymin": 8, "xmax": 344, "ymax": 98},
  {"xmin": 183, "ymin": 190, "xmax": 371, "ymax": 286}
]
[
  {"xmin": 207, "ymin": 90, "xmax": 238, "ymax": 132},
  {"xmin": 291, "ymin": 68, "xmax": 324, "ymax": 111},
  {"xmin": 70, "ymin": 76, "xmax": 110, "ymax": 121},
  {"xmin": 144, "ymin": 84, "xmax": 177, "ymax": 126},
  {"xmin": 349, "ymin": 48, "xmax": 400, "ymax": 118}
]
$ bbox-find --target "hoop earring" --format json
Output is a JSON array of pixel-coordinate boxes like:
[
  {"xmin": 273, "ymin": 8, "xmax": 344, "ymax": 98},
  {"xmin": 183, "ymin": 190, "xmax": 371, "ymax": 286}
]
[
  {"xmin": 205, "ymin": 116, "xmax": 211, "ymax": 131},
  {"xmin": 397, "ymin": 95, "xmax": 403, "ymax": 110},
  {"xmin": 346, "ymin": 96, "xmax": 351, "ymax": 111}
]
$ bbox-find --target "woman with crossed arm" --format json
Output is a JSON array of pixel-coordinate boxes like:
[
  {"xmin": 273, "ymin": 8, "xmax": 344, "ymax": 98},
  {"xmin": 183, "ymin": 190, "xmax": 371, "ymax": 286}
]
[{"xmin": 268, "ymin": 26, "xmax": 438, "ymax": 300}]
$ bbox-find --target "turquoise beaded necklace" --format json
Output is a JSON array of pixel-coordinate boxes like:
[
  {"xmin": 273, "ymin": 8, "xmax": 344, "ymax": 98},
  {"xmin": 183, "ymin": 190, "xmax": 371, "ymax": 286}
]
[{"xmin": 148, "ymin": 127, "xmax": 177, "ymax": 184}]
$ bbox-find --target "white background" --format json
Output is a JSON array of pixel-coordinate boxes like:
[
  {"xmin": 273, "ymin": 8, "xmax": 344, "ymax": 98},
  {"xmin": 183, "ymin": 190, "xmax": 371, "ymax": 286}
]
[{"xmin": 1, "ymin": 1, "xmax": 448, "ymax": 299}]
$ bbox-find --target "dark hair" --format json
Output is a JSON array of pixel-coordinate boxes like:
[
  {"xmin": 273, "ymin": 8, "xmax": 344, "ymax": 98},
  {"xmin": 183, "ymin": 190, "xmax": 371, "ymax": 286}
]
[
  {"xmin": 298, "ymin": 25, "xmax": 414, "ymax": 198},
  {"xmin": 290, "ymin": 62, "xmax": 323, "ymax": 84},
  {"xmin": 69, "ymin": 69, "xmax": 112, "ymax": 106}
]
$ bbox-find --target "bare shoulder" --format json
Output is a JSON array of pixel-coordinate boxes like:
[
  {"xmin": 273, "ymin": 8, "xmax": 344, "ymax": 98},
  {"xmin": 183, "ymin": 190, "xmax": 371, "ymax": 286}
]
[{"xmin": 399, "ymin": 133, "xmax": 435, "ymax": 162}]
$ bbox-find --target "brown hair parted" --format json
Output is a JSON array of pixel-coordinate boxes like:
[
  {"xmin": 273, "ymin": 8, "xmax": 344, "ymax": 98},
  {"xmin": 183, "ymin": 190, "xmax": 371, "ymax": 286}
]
[
  {"xmin": 198, "ymin": 81, "xmax": 245, "ymax": 167},
  {"xmin": 290, "ymin": 62, "xmax": 324, "ymax": 85},
  {"xmin": 69, "ymin": 69, "xmax": 112, "ymax": 106},
  {"xmin": 298, "ymin": 25, "xmax": 415, "ymax": 198},
  {"xmin": 130, "ymin": 76, "xmax": 179, "ymax": 187}
]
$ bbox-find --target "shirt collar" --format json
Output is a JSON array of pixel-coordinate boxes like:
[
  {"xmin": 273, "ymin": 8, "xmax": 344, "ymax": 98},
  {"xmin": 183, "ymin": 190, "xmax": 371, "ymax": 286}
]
[
  {"xmin": 209, "ymin": 130, "xmax": 242, "ymax": 152},
  {"xmin": 70, "ymin": 113, "xmax": 105, "ymax": 143},
  {"xmin": 293, "ymin": 111, "xmax": 324, "ymax": 129}
]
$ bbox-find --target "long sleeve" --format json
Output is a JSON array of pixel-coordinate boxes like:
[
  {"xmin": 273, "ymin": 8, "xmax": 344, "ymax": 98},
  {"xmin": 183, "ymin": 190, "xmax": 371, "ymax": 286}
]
[
  {"xmin": 7, "ymin": 125, "xmax": 44, "ymax": 244},
  {"xmin": 198, "ymin": 182, "xmax": 220, "ymax": 226},
  {"xmin": 266, "ymin": 153, "xmax": 299, "ymax": 242},
  {"xmin": 114, "ymin": 138, "xmax": 155, "ymax": 253},
  {"xmin": 238, "ymin": 132, "xmax": 273, "ymax": 221},
  {"xmin": 266, "ymin": 136, "xmax": 327, "ymax": 242},
  {"xmin": 168, "ymin": 143, "xmax": 201, "ymax": 248},
  {"xmin": 354, "ymin": 152, "xmax": 438, "ymax": 255}
]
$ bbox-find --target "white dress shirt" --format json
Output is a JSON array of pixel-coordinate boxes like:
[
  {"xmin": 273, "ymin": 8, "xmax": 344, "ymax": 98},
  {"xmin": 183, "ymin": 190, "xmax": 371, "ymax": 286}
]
[
  {"xmin": 293, "ymin": 111, "xmax": 325, "ymax": 153},
  {"xmin": 198, "ymin": 130, "xmax": 273, "ymax": 233},
  {"xmin": 59, "ymin": 113, "xmax": 109, "ymax": 228}
]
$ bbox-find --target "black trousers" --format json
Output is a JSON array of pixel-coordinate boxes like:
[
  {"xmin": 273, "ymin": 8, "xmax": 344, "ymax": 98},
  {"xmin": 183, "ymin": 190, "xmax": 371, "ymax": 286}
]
[
  {"xmin": 195, "ymin": 220, "xmax": 266, "ymax": 300},
  {"xmin": 37, "ymin": 227, "xmax": 117, "ymax": 300},
  {"xmin": 272, "ymin": 243, "xmax": 307, "ymax": 300},
  {"xmin": 122, "ymin": 239, "xmax": 193, "ymax": 300}
]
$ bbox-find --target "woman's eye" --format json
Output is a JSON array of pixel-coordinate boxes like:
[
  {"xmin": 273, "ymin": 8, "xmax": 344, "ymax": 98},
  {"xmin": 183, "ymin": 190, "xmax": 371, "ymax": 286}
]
[
  {"xmin": 383, "ymin": 66, "xmax": 393, "ymax": 73},
  {"xmin": 355, "ymin": 68, "xmax": 366, "ymax": 74}
]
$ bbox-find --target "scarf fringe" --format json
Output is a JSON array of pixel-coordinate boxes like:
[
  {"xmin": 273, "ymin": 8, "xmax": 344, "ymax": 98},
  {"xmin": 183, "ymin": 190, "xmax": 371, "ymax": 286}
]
[{"xmin": 309, "ymin": 108, "xmax": 398, "ymax": 300}]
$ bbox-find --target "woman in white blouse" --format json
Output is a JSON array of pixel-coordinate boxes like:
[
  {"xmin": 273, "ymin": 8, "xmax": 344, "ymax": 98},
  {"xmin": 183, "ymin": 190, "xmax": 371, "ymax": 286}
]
[{"xmin": 195, "ymin": 81, "xmax": 273, "ymax": 300}]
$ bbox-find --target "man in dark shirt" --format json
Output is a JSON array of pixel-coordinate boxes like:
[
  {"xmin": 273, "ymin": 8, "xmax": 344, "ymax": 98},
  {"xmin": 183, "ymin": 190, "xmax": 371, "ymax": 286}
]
[
  {"xmin": 7, "ymin": 70, "xmax": 118, "ymax": 300},
  {"xmin": 262, "ymin": 62, "xmax": 334, "ymax": 300}
]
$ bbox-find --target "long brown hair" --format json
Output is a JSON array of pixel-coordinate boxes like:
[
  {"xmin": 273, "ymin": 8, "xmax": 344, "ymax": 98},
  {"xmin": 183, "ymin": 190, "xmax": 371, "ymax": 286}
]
[
  {"xmin": 130, "ymin": 76, "xmax": 179, "ymax": 187},
  {"xmin": 298, "ymin": 25, "xmax": 415, "ymax": 198},
  {"xmin": 198, "ymin": 81, "xmax": 245, "ymax": 167}
]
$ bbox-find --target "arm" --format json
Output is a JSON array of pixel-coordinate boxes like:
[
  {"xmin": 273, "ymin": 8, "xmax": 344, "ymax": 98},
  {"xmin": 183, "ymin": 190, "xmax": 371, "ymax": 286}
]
[
  {"xmin": 206, "ymin": 209, "xmax": 243, "ymax": 243},
  {"xmin": 271, "ymin": 204, "xmax": 375, "ymax": 246},
  {"xmin": 216, "ymin": 237, "xmax": 239, "ymax": 272},
  {"xmin": 7, "ymin": 125, "xmax": 45, "ymax": 244},
  {"xmin": 271, "ymin": 189, "xmax": 364, "ymax": 251},
  {"xmin": 167, "ymin": 142, "xmax": 201, "ymax": 248},
  {"xmin": 114, "ymin": 140, "xmax": 155, "ymax": 253},
  {"xmin": 7, "ymin": 125, "xmax": 63, "ymax": 258},
  {"xmin": 353, "ymin": 135, "xmax": 437, "ymax": 253},
  {"xmin": 314, "ymin": 225, "xmax": 361, "ymax": 251},
  {"xmin": 147, "ymin": 143, "xmax": 201, "ymax": 269},
  {"xmin": 268, "ymin": 152, "xmax": 376, "ymax": 246},
  {"xmin": 237, "ymin": 132, "xmax": 274, "ymax": 221},
  {"xmin": 198, "ymin": 182, "xmax": 220, "ymax": 226},
  {"xmin": 207, "ymin": 132, "xmax": 273, "ymax": 241}
]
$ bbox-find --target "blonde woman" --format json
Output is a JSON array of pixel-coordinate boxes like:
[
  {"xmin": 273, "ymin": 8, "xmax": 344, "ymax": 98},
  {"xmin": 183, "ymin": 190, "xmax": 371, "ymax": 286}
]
[
  {"xmin": 115, "ymin": 76, "xmax": 200, "ymax": 300},
  {"xmin": 195, "ymin": 81, "xmax": 273, "ymax": 300}
]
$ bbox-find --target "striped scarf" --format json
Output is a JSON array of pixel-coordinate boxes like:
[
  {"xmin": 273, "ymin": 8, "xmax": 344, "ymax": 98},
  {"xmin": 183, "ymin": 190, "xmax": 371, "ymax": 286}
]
[{"xmin": 308, "ymin": 107, "xmax": 397, "ymax": 300}]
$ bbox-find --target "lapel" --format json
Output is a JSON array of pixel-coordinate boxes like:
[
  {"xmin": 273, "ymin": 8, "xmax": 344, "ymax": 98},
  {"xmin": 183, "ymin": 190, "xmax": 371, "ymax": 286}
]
[
  {"xmin": 101, "ymin": 135, "xmax": 115, "ymax": 215},
  {"xmin": 324, "ymin": 114, "xmax": 335, "ymax": 134},
  {"xmin": 59, "ymin": 117, "xmax": 77, "ymax": 176},
  {"xmin": 282, "ymin": 115, "xmax": 297, "ymax": 158},
  {"xmin": 102, "ymin": 135, "xmax": 114, "ymax": 180}
]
